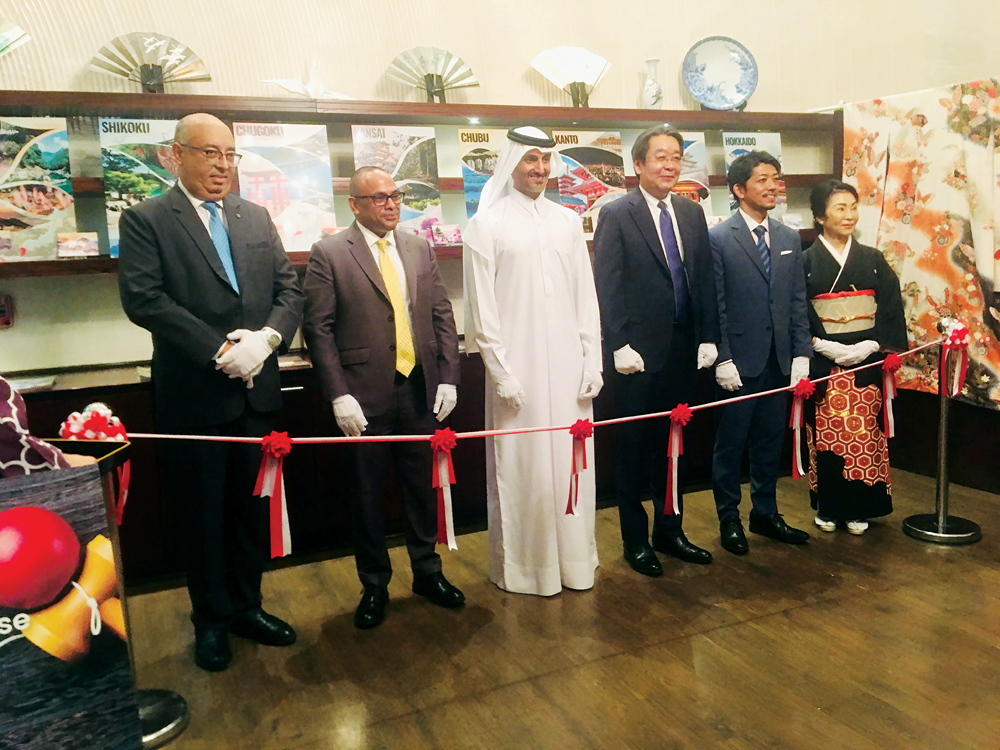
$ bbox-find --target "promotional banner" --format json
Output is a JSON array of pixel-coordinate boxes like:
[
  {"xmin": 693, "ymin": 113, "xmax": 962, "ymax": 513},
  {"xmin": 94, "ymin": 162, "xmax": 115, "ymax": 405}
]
[
  {"xmin": 0, "ymin": 118, "xmax": 75, "ymax": 261},
  {"xmin": 99, "ymin": 118, "xmax": 178, "ymax": 257},
  {"xmin": 552, "ymin": 130, "xmax": 625, "ymax": 236},
  {"xmin": 723, "ymin": 131, "xmax": 786, "ymax": 219},
  {"xmin": 233, "ymin": 122, "xmax": 337, "ymax": 253},
  {"xmin": 676, "ymin": 131, "xmax": 711, "ymax": 207},
  {"xmin": 458, "ymin": 127, "xmax": 506, "ymax": 217},
  {"xmin": 0, "ymin": 467, "xmax": 142, "ymax": 749},
  {"xmin": 352, "ymin": 124, "xmax": 442, "ymax": 240}
]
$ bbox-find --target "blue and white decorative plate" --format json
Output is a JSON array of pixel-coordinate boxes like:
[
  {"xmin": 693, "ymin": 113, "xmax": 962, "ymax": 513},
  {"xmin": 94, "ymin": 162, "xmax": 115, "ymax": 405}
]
[{"xmin": 681, "ymin": 36, "xmax": 758, "ymax": 110}]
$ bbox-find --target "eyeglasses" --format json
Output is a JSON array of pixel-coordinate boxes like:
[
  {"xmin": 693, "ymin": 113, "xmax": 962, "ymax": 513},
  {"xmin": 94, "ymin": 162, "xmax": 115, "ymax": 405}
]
[
  {"xmin": 179, "ymin": 144, "xmax": 242, "ymax": 166},
  {"xmin": 352, "ymin": 191, "xmax": 407, "ymax": 207}
]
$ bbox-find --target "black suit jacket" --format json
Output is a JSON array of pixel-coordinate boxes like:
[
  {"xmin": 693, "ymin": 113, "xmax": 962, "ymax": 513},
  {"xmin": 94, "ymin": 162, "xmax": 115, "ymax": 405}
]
[
  {"xmin": 593, "ymin": 189, "xmax": 719, "ymax": 372},
  {"xmin": 118, "ymin": 185, "xmax": 304, "ymax": 429},
  {"xmin": 301, "ymin": 223, "xmax": 460, "ymax": 417}
]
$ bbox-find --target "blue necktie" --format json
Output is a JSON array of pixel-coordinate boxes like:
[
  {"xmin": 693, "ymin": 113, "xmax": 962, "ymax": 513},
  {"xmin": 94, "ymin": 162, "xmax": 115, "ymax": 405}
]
[
  {"xmin": 753, "ymin": 225, "xmax": 770, "ymax": 279},
  {"xmin": 657, "ymin": 201, "xmax": 691, "ymax": 324},
  {"xmin": 203, "ymin": 202, "xmax": 239, "ymax": 293}
]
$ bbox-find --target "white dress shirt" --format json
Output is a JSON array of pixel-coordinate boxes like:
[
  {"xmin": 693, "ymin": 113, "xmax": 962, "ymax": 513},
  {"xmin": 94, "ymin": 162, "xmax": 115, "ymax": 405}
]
[
  {"xmin": 639, "ymin": 184, "xmax": 685, "ymax": 261},
  {"xmin": 818, "ymin": 233, "xmax": 853, "ymax": 268},
  {"xmin": 739, "ymin": 207, "xmax": 769, "ymax": 248},
  {"xmin": 177, "ymin": 179, "xmax": 228, "ymax": 233},
  {"xmin": 355, "ymin": 220, "xmax": 417, "ymax": 357}
]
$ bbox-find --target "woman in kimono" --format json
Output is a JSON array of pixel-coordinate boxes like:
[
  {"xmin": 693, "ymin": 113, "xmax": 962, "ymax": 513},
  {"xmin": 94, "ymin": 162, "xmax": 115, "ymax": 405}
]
[{"xmin": 803, "ymin": 180, "xmax": 908, "ymax": 534}]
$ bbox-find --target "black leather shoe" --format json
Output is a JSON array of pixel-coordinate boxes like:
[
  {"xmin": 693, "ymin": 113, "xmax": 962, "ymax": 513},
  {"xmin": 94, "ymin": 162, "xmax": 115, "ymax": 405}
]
[
  {"xmin": 720, "ymin": 518, "xmax": 749, "ymax": 555},
  {"xmin": 413, "ymin": 572, "xmax": 465, "ymax": 608},
  {"xmin": 230, "ymin": 608, "xmax": 296, "ymax": 646},
  {"xmin": 653, "ymin": 533, "xmax": 713, "ymax": 565},
  {"xmin": 354, "ymin": 586, "xmax": 389, "ymax": 629},
  {"xmin": 194, "ymin": 627, "xmax": 231, "ymax": 672},
  {"xmin": 749, "ymin": 512, "xmax": 810, "ymax": 544},
  {"xmin": 623, "ymin": 542, "xmax": 663, "ymax": 577}
]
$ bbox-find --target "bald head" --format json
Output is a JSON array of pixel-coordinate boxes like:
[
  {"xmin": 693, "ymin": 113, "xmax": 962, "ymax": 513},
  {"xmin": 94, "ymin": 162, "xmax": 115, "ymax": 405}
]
[{"xmin": 172, "ymin": 113, "xmax": 236, "ymax": 202}]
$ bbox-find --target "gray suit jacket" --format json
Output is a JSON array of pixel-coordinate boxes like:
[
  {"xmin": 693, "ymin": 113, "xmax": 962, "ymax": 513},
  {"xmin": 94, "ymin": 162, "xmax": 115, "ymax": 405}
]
[
  {"xmin": 301, "ymin": 223, "xmax": 460, "ymax": 416},
  {"xmin": 709, "ymin": 211, "xmax": 812, "ymax": 379},
  {"xmin": 118, "ymin": 185, "xmax": 304, "ymax": 429}
]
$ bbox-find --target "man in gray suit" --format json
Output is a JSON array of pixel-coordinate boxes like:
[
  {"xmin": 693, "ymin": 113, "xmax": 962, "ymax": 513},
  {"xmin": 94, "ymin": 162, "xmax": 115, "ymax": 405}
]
[
  {"xmin": 710, "ymin": 151, "xmax": 812, "ymax": 555},
  {"xmin": 119, "ymin": 113, "xmax": 304, "ymax": 672},
  {"xmin": 303, "ymin": 167, "xmax": 464, "ymax": 629}
]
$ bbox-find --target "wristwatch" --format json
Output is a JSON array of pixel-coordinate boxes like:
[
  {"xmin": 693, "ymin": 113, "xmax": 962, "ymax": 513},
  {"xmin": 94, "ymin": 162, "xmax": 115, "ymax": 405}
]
[{"xmin": 263, "ymin": 327, "xmax": 282, "ymax": 350}]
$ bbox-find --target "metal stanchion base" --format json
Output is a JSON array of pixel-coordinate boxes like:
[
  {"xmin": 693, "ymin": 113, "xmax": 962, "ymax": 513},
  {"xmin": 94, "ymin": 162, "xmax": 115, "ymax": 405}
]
[
  {"xmin": 139, "ymin": 689, "xmax": 190, "ymax": 749},
  {"xmin": 902, "ymin": 514, "xmax": 982, "ymax": 545}
]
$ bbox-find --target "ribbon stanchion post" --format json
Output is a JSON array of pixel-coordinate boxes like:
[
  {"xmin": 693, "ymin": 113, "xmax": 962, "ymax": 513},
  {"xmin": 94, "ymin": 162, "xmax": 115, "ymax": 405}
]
[
  {"xmin": 789, "ymin": 379, "xmax": 815, "ymax": 479},
  {"xmin": 566, "ymin": 419, "xmax": 593, "ymax": 516},
  {"xmin": 59, "ymin": 402, "xmax": 131, "ymax": 525},
  {"xmin": 663, "ymin": 404, "xmax": 692, "ymax": 515},
  {"xmin": 253, "ymin": 431, "xmax": 293, "ymax": 559},
  {"xmin": 431, "ymin": 428, "xmax": 458, "ymax": 550},
  {"xmin": 881, "ymin": 352, "xmax": 902, "ymax": 438}
]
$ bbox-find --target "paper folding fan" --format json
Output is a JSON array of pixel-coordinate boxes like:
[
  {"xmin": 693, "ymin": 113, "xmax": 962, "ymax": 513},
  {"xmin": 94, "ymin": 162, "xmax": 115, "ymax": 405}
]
[
  {"xmin": 386, "ymin": 46, "xmax": 478, "ymax": 103},
  {"xmin": 261, "ymin": 58, "xmax": 354, "ymax": 100},
  {"xmin": 530, "ymin": 46, "xmax": 610, "ymax": 107},
  {"xmin": 0, "ymin": 20, "xmax": 30, "ymax": 60},
  {"xmin": 90, "ymin": 32, "xmax": 211, "ymax": 93}
]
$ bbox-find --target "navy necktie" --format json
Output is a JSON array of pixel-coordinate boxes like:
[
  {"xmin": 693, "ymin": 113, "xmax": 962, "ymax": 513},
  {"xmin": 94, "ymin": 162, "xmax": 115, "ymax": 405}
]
[
  {"xmin": 657, "ymin": 200, "xmax": 691, "ymax": 324},
  {"xmin": 203, "ymin": 202, "xmax": 240, "ymax": 293},
  {"xmin": 753, "ymin": 225, "xmax": 770, "ymax": 278}
]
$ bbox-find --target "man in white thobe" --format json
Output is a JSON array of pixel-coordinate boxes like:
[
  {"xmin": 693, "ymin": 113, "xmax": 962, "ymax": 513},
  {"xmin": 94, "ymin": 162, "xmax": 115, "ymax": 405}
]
[{"xmin": 463, "ymin": 127, "xmax": 603, "ymax": 596}]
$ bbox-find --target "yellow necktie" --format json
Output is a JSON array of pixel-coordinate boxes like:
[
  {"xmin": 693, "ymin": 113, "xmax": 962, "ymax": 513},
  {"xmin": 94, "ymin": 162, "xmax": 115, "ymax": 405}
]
[{"xmin": 377, "ymin": 238, "xmax": 416, "ymax": 377}]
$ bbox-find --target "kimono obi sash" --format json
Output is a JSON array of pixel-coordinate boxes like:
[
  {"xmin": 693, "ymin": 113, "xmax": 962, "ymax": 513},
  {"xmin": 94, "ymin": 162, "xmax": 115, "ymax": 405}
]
[{"xmin": 811, "ymin": 289, "xmax": 876, "ymax": 334}]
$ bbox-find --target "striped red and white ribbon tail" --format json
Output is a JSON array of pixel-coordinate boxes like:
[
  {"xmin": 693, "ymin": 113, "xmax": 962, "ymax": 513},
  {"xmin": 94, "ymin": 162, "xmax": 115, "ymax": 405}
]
[
  {"xmin": 253, "ymin": 454, "xmax": 291, "ymax": 558},
  {"xmin": 566, "ymin": 434, "xmax": 588, "ymax": 516},
  {"xmin": 115, "ymin": 459, "xmax": 131, "ymax": 526},
  {"xmin": 789, "ymin": 395, "xmax": 806, "ymax": 479},
  {"xmin": 434, "ymin": 448, "xmax": 457, "ymax": 550},
  {"xmin": 941, "ymin": 347, "xmax": 968, "ymax": 398},
  {"xmin": 882, "ymin": 370, "xmax": 897, "ymax": 438},
  {"xmin": 664, "ymin": 420, "xmax": 683, "ymax": 515}
]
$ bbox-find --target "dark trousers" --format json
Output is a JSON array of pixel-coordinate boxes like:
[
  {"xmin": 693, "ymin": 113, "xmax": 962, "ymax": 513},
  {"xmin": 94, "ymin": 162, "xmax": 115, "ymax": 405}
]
[
  {"xmin": 167, "ymin": 405, "xmax": 274, "ymax": 630},
  {"xmin": 612, "ymin": 325, "xmax": 696, "ymax": 546},
  {"xmin": 348, "ymin": 367, "xmax": 442, "ymax": 588},
  {"xmin": 712, "ymin": 348, "xmax": 787, "ymax": 522}
]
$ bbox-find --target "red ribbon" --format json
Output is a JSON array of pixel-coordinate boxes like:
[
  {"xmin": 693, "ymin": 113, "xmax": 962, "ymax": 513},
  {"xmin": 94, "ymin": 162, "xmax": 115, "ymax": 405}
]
[
  {"xmin": 882, "ymin": 353, "xmax": 902, "ymax": 438},
  {"xmin": 254, "ymin": 431, "xmax": 293, "ymax": 558},
  {"xmin": 566, "ymin": 419, "xmax": 593, "ymax": 515},
  {"xmin": 431, "ymin": 428, "xmax": 458, "ymax": 550},
  {"xmin": 941, "ymin": 326, "xmax": 970, "ymax": 398},
  {"xmin": 789, "ymin": 378, "xmax": 814, "ymax": 479},
  {"xmin": 664, "ymin": 404, "xmax": 692, "ymax": 515}
]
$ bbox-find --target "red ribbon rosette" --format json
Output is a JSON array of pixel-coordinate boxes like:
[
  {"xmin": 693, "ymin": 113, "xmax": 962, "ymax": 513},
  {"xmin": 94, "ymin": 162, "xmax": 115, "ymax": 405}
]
[
  {"xmin": 941, "ymin": 325, "xmax": 971, "ymax": 398},
  {"xmin": 664, "ymin": 404, "xmax": 693, "ymax": 515},
  {"xmin": 789, "ymin": 379, "xmax": 814, "ymax": 479},
  {"xmin": 566, "ymin": 419, "xmax": 593, "ymax": 516},
  {"xmin": 431, "ymin": 428, "xmax": 458, "ymax": 550},
  {"xmin": 59, "ymin": 402, "xmax": 131, "ymax": 525},
  {"xmin": 881, "ymin": 353, "xmax": 902, "ymax": 438},
  {"xmin": 253, "ymin": 431, "xmax": 293, "ymax": 558}
]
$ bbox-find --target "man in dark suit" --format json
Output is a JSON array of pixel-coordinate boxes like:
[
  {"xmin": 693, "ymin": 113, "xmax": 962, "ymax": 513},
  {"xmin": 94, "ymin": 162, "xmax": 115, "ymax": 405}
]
[
  {"xmin": 710, "ymin": 150, "xmax": 812, "ymax": 555},
  {"xmin": 593, "ymin": 125, "xmax": 719, "ymax": 578},
  {"xmin": 302, "ymin": 166, "xmax": 464, "ymax": 629},
  {"xmin": 118, "ymin": 113, "xmax": 304, "ymax": 671}
]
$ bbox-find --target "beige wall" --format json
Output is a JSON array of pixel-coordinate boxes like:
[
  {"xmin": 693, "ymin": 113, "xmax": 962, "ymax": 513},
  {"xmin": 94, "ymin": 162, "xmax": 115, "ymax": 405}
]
[{"xmin": 1, "ymin": 0, "xmax": 999, "ymax": 373}]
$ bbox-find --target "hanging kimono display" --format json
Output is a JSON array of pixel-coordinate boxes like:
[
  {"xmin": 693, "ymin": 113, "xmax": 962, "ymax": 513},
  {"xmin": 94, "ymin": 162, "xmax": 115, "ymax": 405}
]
[{"xmin": 843, "ymin": 77, "xmax": 1000, "ymax": 408}]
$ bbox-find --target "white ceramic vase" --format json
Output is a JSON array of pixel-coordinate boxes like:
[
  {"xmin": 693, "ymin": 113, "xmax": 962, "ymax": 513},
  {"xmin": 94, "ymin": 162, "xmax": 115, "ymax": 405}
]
[{"xmin": 641, "ymin": 58, "xmax": 663, "ymax": 109}]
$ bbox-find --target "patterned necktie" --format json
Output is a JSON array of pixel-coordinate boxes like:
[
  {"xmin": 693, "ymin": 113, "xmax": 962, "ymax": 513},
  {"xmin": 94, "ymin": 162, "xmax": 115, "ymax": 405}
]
[
  {"xmin": 202, "ymin": 202, "xmax": 240, "ymax": 293},
  {"xmin": 657, "ymin": 201, "xmax": 691, "ymax": 324},
  {"xmin": 753, "ymin": 225, "xmax": 771, "ymax": 278},
  {"xmin": 376, "ymin": 238, "xmax": 416, "ymax": 377}
]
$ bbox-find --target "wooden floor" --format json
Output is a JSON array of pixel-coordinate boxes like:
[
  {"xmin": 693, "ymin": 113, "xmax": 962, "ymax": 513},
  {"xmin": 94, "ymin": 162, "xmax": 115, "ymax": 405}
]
[{"xmin": 130, "ymin": 470, "xmax": 1000, "ymax": 750}]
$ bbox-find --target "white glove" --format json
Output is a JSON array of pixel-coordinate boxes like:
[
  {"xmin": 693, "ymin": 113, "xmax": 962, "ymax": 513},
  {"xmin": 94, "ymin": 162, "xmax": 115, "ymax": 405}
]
[
  {"xmin": 433, "ymin": 383, "xmax": 458, "ymax": 422},
  {"xmin": 715, "ymin": 360, "xmax": 743, "ymax": 391},
  {"xmin": 215, "ymin": 328, "xmax": 276, "ymax": 387},
  {"xmin": 836, "ymin": 340, "xmax": 880, "ymax": 367},
  {"xmin": 812, "ymin": 338, "xmax": 853, "ymax": 364},
  {"xmin": 614, "ymin": 345, "xmax": 645, "ymax": 375},
  {"xmin": 332, "ymin": 394, "xmax": 367, "ymax": 437},
  {"xmin": 579, "ymin": 370, "xmax": 603, "ymax": 400},
  {"xmin": 791, "ymin": 356, "xmax": 811, "ymax": 385},
  {"xmin": 497, "ymin": 375, "xmax": 526, "ymax": 411},
  {"xmin": 697, "ymin": 343, "xmax": 719, "ymax": 370}
]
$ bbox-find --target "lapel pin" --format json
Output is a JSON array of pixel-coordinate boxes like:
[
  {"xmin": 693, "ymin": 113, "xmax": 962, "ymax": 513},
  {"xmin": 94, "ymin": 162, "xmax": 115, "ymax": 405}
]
[{"xmin": 236, "ymin": 213, "xmax": 241, "ymax": 219}]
